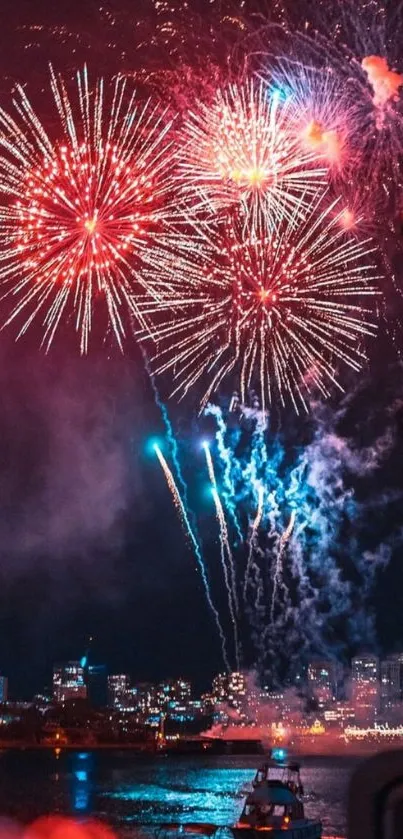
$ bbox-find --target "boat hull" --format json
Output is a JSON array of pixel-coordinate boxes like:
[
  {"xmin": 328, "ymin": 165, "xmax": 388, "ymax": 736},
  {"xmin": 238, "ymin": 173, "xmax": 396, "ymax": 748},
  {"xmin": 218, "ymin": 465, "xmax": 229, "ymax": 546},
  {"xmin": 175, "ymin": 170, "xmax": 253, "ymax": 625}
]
[{"xmin": 231, "ymin": 822, "xmax": 322, "ymax": 839}]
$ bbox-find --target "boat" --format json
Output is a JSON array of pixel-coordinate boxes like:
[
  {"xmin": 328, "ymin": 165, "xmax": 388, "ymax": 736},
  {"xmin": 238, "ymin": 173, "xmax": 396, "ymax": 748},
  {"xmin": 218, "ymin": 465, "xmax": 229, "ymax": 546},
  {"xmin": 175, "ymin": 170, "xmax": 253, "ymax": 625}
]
[{"xmin": 233, "ymin": 751, "xmax": 322, "ymax": 838}]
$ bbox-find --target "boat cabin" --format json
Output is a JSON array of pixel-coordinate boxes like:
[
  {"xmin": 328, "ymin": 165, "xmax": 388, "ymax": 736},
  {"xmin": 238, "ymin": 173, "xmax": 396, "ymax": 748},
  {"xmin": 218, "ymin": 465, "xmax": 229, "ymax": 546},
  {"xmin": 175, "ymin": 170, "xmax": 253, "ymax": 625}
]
[
  {"xmin": 253, "ymin": 759, "xmax": 304, "ymax": 798},
  {"xmin": 239, "ymin": 782, "xmax": 305, "ymax": 828}
]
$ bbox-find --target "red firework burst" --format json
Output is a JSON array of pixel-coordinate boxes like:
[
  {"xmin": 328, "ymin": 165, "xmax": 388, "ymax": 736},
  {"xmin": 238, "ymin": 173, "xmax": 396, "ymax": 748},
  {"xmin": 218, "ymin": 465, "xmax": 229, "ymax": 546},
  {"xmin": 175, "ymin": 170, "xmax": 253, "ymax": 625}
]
[{"xmin": 0, "ymin": 66, "xmax": 175, "ymax": 351}]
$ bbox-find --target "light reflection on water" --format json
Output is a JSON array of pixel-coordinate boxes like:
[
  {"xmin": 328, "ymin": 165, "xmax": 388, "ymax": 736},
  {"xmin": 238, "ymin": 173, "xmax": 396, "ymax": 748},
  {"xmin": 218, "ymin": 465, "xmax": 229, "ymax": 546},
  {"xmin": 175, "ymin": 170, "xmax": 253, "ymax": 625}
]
[{"xmin": 0, "ymin": 750, "xmax": 358, "ymax": 838}]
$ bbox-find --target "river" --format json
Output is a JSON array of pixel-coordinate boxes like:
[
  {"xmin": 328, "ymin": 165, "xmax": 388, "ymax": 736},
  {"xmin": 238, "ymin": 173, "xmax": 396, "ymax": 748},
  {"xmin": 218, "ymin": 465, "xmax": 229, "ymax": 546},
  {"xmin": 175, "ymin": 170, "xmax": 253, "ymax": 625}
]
[{"xmin": 0, "ymin": 750, "xmax": 360, "ymax": 837}]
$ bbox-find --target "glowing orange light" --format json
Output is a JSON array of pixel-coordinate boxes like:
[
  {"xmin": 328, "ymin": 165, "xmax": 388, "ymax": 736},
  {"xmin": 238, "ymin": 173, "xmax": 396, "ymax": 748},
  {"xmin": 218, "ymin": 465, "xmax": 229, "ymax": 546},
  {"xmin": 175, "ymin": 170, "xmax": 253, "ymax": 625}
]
[
  {"xmin": 258, "ymin": 288, "xmax": 277, "ymax": 305},
  {"xmin": 243, "ymin": 167, "xmax": 268, "ymax": 188},
  {"xmin": 84, "ymin": 218, "xmax": 97, "ymax": 235},
  {"xmin": 302, "ymin": 120, "xmax": 342, "ymax": 165},
  {"xmin": 302, "ymin": 119, "xmax": 324, "ymax": 148},
  {"xmin": 340, "ymin": 209, "xmax": 355, "ymax": 230}
]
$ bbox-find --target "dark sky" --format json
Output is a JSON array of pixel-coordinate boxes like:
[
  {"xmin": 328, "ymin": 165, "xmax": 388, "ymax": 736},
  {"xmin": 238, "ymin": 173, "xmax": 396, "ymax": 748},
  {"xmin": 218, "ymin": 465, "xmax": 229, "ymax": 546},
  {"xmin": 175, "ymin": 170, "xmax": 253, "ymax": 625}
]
[
  {"xmin": 0, "ymin": 0, "xmax": 242, "ymax": 698},
  {"xmin": 0, "ymin": 0, "xmax": 403, "ymax": 699},
  {"xmin": 0, "ymin": 334, "xmax": 226, "ymax": 698}
]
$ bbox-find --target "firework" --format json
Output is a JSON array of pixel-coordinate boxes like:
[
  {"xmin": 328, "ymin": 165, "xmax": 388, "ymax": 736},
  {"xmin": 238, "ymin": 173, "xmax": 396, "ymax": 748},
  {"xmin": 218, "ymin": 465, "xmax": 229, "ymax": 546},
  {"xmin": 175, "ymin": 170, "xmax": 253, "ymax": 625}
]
[
  {"xmin": 263, "ymin": 0, "xmax": 403, "ymax": 201},
  {"xmin": 261, "ymin": 62, "xmax": 352, "ymax": 173},
  {"xmin": 177, "ymin": 79, "xmax": 326, "ymax": 233},
  {"xmin": 243, "ymin": 484, "xmax": 264, "ymax": 605},
  {"xmin": 140, "ymin": 190, "xmax": 380, "ymax": 414},
  {"xmin": 269, "ymin": 509, "xmax": 296, "ymax": 623},
  {"xmin": 154, "ymin": 442, "xmax": 230, "ymax": 670},
  {"xmin": 203, "ymin": 441, "xmax": 240, "ymax": 666},
  {"xmin": 0, "ymin": 66, "xmax": 176, "ymax": 352}
]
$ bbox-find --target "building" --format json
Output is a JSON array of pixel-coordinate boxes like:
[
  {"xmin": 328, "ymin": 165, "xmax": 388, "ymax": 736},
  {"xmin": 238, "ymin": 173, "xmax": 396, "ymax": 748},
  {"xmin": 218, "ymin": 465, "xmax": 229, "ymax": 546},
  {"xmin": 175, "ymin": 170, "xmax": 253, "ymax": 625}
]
[
  {"xmin": 351, "ymin": 654, "xmax": 380, "ymax": 725},
  {"xmin": 0, "ymin": 676, "xmax": 8, "ymax": 704},
  {"xmin": 227, "ymin": 672, "xmax": 246, "ymax": 709},
  {"xmin": 158, "ymin": 679, "xmax": 192, "ymax": 707},
  {"xmin": 324, "ymin": 702, "xmax": 356, "ymax": 728},
  {"xmin": 307, "ymin": 660, "xmax": 339, "ymax": 708},
  {"xmin": 107, "ymin": 674, "xmax": 130, "ymax": 709},
  {"xmin": 212, "ymin": 672, "xmax": 246, "ymax": 711},
  {"xmin": 380, "ymin": 654, "xmax": 403, "ymax": 717},
  {"xmin": 53, "ymin": 662, "xmax": 87, "ymax": 704},
  {"xmin": 212, "ymin": 673, "xmax": 228, "ymax": 703},
  {"xmin": 135, "ymin": 682, "xmax": 158, "ymax": 714},
  {"xmin": 87, "ymin": 665, "xmax": 108, "ymax": 708}
]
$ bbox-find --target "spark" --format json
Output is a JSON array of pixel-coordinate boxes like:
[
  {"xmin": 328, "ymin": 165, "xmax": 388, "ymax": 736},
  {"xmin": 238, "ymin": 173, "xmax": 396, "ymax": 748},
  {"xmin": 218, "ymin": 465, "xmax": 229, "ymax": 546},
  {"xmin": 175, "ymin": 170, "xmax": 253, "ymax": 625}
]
[
  {"xmin": 302, "ymin": 120, "xmax": 342, "ymax": 166},
  {"xmin": 0, "ymin": 65, "xmax": 175, "ymax": 351}
]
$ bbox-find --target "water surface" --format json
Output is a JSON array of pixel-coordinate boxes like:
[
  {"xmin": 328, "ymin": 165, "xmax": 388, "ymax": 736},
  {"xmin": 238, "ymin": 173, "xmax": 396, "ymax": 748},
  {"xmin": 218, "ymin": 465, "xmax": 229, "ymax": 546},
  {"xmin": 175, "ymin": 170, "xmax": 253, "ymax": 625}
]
[{"xmin": 0, "ymin": 749, "xmax": 359, "ymax": 837}]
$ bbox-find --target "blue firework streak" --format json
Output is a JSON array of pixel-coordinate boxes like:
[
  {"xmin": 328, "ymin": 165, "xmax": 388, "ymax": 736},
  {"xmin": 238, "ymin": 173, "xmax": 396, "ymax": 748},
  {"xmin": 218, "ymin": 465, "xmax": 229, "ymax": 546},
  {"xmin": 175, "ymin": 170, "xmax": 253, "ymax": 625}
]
[
  {"xmin": 153, "ymin": 389, "xmax": 400, "ymax": 682},
  {"xmin": 202, "ymin": 400, "xmax": 398, "ymax": 683}
]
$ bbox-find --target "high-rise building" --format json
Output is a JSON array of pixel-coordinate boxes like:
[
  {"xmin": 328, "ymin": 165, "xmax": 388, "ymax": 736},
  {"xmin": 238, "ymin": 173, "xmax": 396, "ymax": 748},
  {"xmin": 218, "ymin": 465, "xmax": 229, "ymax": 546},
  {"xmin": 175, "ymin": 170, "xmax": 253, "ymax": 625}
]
[
  {"xmin": 307, "ymin": 660, "xmax": 339, "ymax": 708},
  {"xmin": 380, "ymin": 654, "xmax": 403, "ymax": 714},
  {"xmin": 351, "ymin": 654, "xmax": 380, "ymax": 724},
  {"xmin": 87, "ymin": 665, "xmax": 108, "ymax": 708},
  {"xmin": 159, "ymin": 679, "xmax": 191, "ymax": 707},
  {"xmin": 135, "ymin": 683, "xmax": 156, "ymax": 714},
  {"xmin": 53, "ymin": 662, "xmax": 87, "ymax": 703},
  {"xmin": 107, "ymin": 674, "xmax": 130, "ymax": 708},
  {"xmin": 227, "ymin": 672, "xmax": 246, "ymax": 709},
  {"xmin": 212, "ymin": 673, "xmax": 227, "ymax": 703},
  {"xmin": 212, "ymin": 672, "xmax": 246, "ymax": 710},
  {"xmin": 0, "ymin": 676, "xmax": 8, "ymax": 704}
]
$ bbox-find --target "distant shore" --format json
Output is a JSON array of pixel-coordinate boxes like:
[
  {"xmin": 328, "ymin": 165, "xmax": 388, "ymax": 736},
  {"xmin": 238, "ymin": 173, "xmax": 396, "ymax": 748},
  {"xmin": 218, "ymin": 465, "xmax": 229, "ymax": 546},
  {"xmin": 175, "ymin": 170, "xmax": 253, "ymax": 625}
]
[
  {"xmin": 1, "ymin": 739, "xmax": 402, "ymax": 756},
  {"xmin": 0, "ymin": 742, "xmax": 156, "ymax": 751}
]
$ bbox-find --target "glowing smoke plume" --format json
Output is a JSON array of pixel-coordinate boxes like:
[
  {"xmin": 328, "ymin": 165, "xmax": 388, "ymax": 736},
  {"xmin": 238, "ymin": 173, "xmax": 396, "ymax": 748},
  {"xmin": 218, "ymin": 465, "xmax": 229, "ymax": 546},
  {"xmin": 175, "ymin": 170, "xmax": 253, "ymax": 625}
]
[{"xmin": 362, "ymin": 56, "xmax": 403, "ymax": 109}]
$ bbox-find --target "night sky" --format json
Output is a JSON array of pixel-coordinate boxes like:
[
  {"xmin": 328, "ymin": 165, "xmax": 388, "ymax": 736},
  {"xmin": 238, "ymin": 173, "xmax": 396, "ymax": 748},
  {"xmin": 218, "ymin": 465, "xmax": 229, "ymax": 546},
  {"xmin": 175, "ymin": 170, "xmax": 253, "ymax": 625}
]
[{"xmin": 0, "ymin": 0, "xmax": 403, "ymax": 699}]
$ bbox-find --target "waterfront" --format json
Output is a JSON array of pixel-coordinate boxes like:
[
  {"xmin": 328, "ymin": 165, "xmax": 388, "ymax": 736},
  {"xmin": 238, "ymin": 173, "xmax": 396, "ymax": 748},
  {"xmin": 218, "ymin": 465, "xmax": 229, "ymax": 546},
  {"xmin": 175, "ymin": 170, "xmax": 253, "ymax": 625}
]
[{"xmin": 0, "ymin": 750, "xmax": 358, "ymax": 837}]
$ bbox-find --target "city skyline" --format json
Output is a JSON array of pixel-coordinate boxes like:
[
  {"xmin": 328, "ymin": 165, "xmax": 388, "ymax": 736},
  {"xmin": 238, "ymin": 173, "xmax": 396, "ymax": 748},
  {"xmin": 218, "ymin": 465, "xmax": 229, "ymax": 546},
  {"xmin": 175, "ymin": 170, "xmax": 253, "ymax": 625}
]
[
  {"xmin": 3, "ymin": 650, "xmax": 403, "ymax": 710},
  {"xmin": 3, "ymin": 653, "xmax": 403, "ymax": 749}
]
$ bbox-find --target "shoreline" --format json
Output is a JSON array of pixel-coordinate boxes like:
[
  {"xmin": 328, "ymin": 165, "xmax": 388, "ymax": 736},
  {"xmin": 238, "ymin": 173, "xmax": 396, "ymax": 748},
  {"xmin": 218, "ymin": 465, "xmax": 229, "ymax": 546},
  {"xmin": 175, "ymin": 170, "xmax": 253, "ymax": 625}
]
[{"xmin": 0, "ymin": 740, "xmax": 399, "ymax": 757}]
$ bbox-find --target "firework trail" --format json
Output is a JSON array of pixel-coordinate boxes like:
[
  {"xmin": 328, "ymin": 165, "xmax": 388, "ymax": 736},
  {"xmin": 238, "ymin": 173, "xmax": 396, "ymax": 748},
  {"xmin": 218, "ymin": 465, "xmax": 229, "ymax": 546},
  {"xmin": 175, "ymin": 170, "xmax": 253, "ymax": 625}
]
[
  {"xmin": 140, "ymin": 189, "xmax": 380, "ymax": 413},
  {"xmin": 243, "ymin": 484, "xmax": 264, "ymax": 605},
  {"xmin": 154, "ymin": 443, "xmax": 230, "ymax": 670},
  {"xmin": 206, "ymin": 391, "xmax": 402, "ymax": 682},
  {"xmin": 211, "ymin": 488, "xmax": 240, "ymax": 670},
  {"xmin": 203, "ymin": 441, "xmax": 240, "ymax": 666},
  {"xmin": 269, "ymin": 509, "xmax": 296, "ymax": 624},
  {"xmin": 142, "ymin": 345, "xmax": 192, "ymax": 511},
  {"xmin": 204, "ymin": 403, "xmax": 243, "ymax": 541},
  {"xmin": 0, "ymin": 65, "xmax": 176, "ymax": 351}
]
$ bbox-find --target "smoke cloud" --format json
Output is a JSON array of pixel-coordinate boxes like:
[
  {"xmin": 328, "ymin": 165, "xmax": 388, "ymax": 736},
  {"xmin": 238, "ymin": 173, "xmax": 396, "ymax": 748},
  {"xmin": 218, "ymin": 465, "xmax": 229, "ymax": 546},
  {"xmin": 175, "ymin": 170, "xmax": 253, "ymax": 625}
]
[
  {"xmin": 0, "ymin": 349, "xmax": 146, "ymax": 572},
  {"xmin": 362, "ymin": 55, "xmax": 403, "ymax": 109}
]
